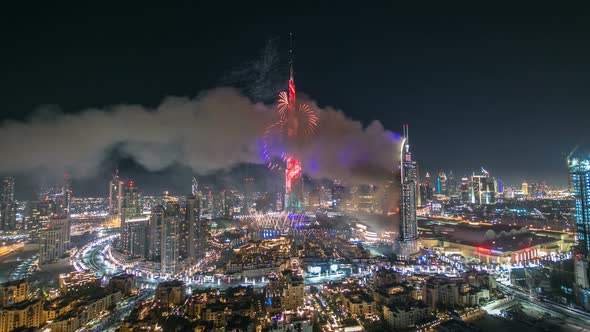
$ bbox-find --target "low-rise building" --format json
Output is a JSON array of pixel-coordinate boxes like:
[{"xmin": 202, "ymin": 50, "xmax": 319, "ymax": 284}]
[
  {"xmin": 0, "ymin": 299, "xmax": 44, "ymax": 332},
  {"xmin": 0, "ymin": 279, "xmax": 29, "ymax": 307},
  {"xmin": 424, "ymin": 276, "xmax": 465, "ymax": 309},
  {"xmin": 341, "ymin": 292, "xmax": 377, "ymax": 316},
  {"xmin": 108, "ymin": 274, "xmax": 137, "ymax": 296},
  {"xmin": 155, "ymin": 280, "xmax": 186, "ymax": 305},
  {"xmin": 373, "ymin": 269, "xmax": 403, "ymax": 287},
  {"xmin": 45, "ymin": 290, "xmax": 121, "ymax": 332},
  {"xmin": 383, "ymin": 301, "xmax": 431, "ymax": 329},
  {"xmin": 59, "ymin": 270, "xmax": 100, "ymax": 294}
]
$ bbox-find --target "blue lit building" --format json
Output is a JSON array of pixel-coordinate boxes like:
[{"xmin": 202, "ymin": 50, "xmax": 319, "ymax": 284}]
[{"xmin": 569, "ymin": 156, "xmax": 590, "ymax": 258}]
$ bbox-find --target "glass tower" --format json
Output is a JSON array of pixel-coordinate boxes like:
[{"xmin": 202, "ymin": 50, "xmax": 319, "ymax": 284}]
[
  {"xmin": 569, "ymin": 156, "xmax": 590, "ymax": 258},
  {"xmin": 395, "ymin": 125, "xmax": 420, "ymax": 258}
]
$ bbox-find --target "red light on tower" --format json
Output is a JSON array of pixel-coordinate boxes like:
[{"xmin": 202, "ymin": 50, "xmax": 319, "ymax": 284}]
[
  {"xmin": 285, "ymin": 157, "xmax": 302, "ymax": 194},
  {"xmin": 476, "ymin": 247, "xmax": 491, "ymax": 254},
  {"xmin": 129, "ymin": 181, "xmax": 134, "ymax": 187}
]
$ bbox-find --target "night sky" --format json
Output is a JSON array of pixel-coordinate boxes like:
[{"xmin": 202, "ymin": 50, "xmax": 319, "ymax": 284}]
[{"xmin": 2, "ymin": 3, "xmax": 590, "ymax": 197}]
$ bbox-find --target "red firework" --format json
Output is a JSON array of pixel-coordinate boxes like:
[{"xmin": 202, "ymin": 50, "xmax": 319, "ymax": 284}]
[{"xmin": 263, "ymin": 81, "xmax": 318, "ymax": 170}]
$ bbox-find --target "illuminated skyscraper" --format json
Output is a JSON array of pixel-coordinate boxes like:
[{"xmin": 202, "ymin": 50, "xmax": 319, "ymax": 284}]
[
  {"xmin": 0, "ymin": 177, "xmax": 16, "ymax": 231},
  {"xmin": 148, "ymin": 205, "xmax": 164, "ymax": 261},
  {"xmin": 62, "ymin": 173, "xmax": 73, "ymax": 216},
  {"xmin": 395, "ymin": 125, "xmax": 419, "ymax": 258},
  {"xmin": 161, "ymin": 204, "xmax": 179, "ymax": 275},
  {"xmin": 460, "ymin": 178, "xmax": 470, "ymax": 203},
  {"xmin": 496, "ymin": 179, "xmax": 504, "ymax": 194},
  {"xmin": 179, "ymin": 196, "xmax": 203, "ymax": 261},
  {"xmin": 109, "ymin": 170, "xmax": 123, "ymax": 216},
  {"xmin": 568, "ymin": 156, "xmax": 590, "ymax": 258},
  {"xmin": 119, "ymin": 181, "xmax": 142, "ymax": 255},
  {"xmin": 191, "ymin": 177, "xmax": 198, "ymax": 196},
  {"xmin": 521, "ymin": 181, "xmax": 529, "ymax": 195},
  {"xmin": 437, "ymin": 171, "xmax": 447, "ymax": 196},
  {"xmin": 470, "ymin": 169, "xmax": 495, "ymax": 205}
]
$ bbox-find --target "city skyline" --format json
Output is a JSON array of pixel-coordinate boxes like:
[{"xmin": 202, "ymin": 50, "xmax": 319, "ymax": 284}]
[
  {"xmin": 2, "ymin": 5, "xmax": 590, "ymax": 197},
  {"xmin": 1, "ymin": 5, "xmax": 590, "ymax": 331}
]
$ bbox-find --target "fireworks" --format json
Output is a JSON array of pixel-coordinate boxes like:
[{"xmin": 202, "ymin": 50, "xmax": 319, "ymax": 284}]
[
  {"xmin": 245, "ymin": 212, "xmax": 306, "ymax": 231},
  {"xmin": 262, "ymin": 37, "xmax": 318, "ymax": 172}
]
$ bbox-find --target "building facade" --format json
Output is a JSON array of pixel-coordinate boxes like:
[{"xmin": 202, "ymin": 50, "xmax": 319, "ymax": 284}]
[
  {"xmin": 0, "ymin": 177, "xmax": 16, "ymax": 231},
  {"xmin": 396, "ymin": 124, "xmax": 420, "ymax": 258}
]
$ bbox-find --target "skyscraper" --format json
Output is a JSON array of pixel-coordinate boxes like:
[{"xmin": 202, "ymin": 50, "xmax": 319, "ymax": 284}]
[
  {"xmin": 161, "ymin": 205, "xmax": 179, "ymax": 275},
  {"xmin": 243, "ymin": 177, "xmax": 254, "ymax": 214},
  {"xmin": 521, "ymin": 181, "xmax": 529, "ymax": 195},
  {"xmin": 109, "ymin": 170, "xmax": 123, "ymax": 216},
  {"xmin": 395, "ymin": 125, "xmax": 419, "ymax": 258},
  {"xmin": 0, "ymin": 177, "xmax": 16, "ymax": 231},
  {"xmin": 496, "ymin": 179, "xmax": 504, "ymax": 194},
  {"xmin": 437, "ymin": 171, "xmax": 447, "ymax": 196},
  {"xmin": 568, "ymin": 156, "xmax": 590, "ymax": 258},
  {"xmin": 191, "ymin": 177, "xmax": 199, "ymax": 197},
  {"xmin": 178, "ymin": 195, "xmax": 202, "ymax": 262},
  {"xmin": 119, "ymin": 181, "xmax": 142, "ymax": 255},
  {"xmin": 148, "ymin": 205, "xmax": 164, "ymax": 261},
  {"xmin": 62, "ymin": 173, "xmax": 73, "ymax": 216},
  {"xmin": 470, "ymin": 169, "xmax": 495, "ymax": 205},
  {"xmin": 283, "ymin": 36, "xmax": 306, "ymax": 213},
  {"xmin": 460, "ymin": 178, "xmax": 470, "ymax": 203},
  {"xmin": 419, "ymin": 172, "xmax": 433, "ymax": 205}
]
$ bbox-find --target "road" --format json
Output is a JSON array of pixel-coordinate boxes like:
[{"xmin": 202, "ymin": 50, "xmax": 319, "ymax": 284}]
[
  {"xmin": 498, "ymin": 283, "xmax": 590, "ymax": 330},
  {"xmin": 87, "ymin": 289, "xmax": 154, "ymax": 332}
]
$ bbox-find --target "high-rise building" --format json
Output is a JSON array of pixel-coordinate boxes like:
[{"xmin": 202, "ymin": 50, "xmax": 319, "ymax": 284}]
[
  {"xmin": 569, "ymin": 157, "xmax": 590, "ymax": 258},
  {"xmin": 127, "ymin": 217, "xmax": 149, "ymax": 258},
  {"xmin": 26, "ymin": 200, "xmax": 51, "ymax": 241},
  {"xmin": 331, "ymin": 181, "xmax": 346, "ymax": 209},
  {"xmin": 470, "ymin": 169, "xmax": 495, "ymax": 205},
  {"xmin": 119, "ymin": 181, "xmax": 142, "ymax": 255},
  {"xmin": 161, "ymin": 207, "xmax": 179, "ymax": 275},
  {"xmin": 179, "ymin": 195, "xmax": 201, "ymax": 260},
  {"xmin": 62, "ymin": 173, "xmax": 73, "ymax": 216},
  {"xmin": 460, "ymin": 178, "xmax": 470, "ymax": 203},
  {"xmin": 437, "ymin": 171, "xmax": 447, "ymax": 196},
  {"xmin": 0, "ymin": 177, "xmax": 16, "ymax": 231},
  {"xmin": 243, "ymin": 178, "xmax": 254, "ymax": 214},
  {"xmin": 395, "ymin": 125, "xmax": 419, "ymax": 258},
  {"xmin": 419, "ymin": 172, "xmax": 433, "ymax": 206},
  {"xmin": 521, "ymin": 181, "xmax": 529, "ymax": 195},
  {"xmin": 194, "ymin": 199, "xmax": 209, "ymax": 259},
  {"xmin": 496, "ymin": 179, "xmax": 504, "ymax": 194},
  {"xmin": 108, "ymin": 170, "xmax": 123, "ymax": 216},
  {"xmin": 39, "ymin": 216, "xmax": 70, "ymax": 265},
  {"xmin": 148, "ymin": 205, "xmax": 164, "ymax": 261},
  {"xmin": 447, "ymin": 171, "xmax": 457, "ymax": 198},
  {"xmin": 191, "ymin": 177, "xmax": 199, "ymax": 197},
  {"xmin": 283, "ymin": 38, "xmax": 309, "ymax": 214}
]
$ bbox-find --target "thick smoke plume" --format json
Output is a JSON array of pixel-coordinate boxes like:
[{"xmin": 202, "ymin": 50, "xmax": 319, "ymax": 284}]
[{"xmin": 0, "ymin": 88, "xmax": 400, "ymax": 185}]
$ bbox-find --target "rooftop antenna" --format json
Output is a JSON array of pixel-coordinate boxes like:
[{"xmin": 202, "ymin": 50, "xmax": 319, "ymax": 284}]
[
  {"xmin": 289, "ymin": 32, "xmax": 294, "ymax": 81},
  {"xmin": 403, "ymin": 124, "xmax": 409, "ymax": 140}
]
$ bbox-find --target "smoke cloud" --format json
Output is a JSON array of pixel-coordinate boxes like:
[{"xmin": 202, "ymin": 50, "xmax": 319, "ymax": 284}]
[{"xmin": 0, "ymin": 88, "xmax": 400, "ymax": 185}]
